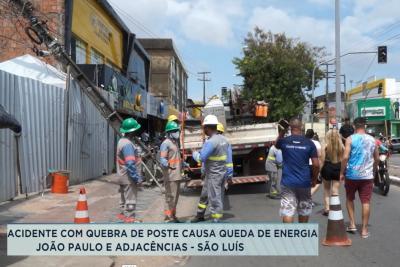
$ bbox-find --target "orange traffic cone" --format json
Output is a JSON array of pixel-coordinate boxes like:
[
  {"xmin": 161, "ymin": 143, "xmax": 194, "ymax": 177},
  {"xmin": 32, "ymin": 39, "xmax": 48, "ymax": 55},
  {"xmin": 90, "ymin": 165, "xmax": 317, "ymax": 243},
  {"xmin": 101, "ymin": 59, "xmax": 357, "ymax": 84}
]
[
  {"xmin": 322, "ymin": 195, "xmax": 351, "ymax": 246},
  {"xmin": 74, "ymin": 187, "xmax": 90, "ymax": 223}
]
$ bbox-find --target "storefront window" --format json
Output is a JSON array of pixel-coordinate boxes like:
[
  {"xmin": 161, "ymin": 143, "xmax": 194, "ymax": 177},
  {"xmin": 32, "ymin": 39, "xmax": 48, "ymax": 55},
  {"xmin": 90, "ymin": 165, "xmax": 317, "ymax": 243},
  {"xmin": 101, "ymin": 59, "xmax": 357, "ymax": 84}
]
[
  {"xmin": 75, "ymin": 38, "xmax": 87, "ymax": 64},
  {"xmin": 127, "ymin": 50, "xmax": 147, "ymax": 90},
  {"xmin": 90, "ymin": 48, "xmax": 104, "ymax": 64}
]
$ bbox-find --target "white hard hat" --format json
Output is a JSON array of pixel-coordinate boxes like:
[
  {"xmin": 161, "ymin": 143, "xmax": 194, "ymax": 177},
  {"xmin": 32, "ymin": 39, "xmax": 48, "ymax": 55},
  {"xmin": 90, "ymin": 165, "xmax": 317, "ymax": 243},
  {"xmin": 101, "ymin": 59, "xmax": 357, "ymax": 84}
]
[{"xmin": 203, "ymin": 115, "xmax": 219, "ymax": 126}]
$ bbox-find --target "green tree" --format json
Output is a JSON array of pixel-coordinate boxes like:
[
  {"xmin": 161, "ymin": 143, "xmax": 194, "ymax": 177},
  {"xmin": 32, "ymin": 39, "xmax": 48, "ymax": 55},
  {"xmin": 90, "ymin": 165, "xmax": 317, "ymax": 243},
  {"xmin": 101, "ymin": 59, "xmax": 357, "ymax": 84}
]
[{"xmin": 233, "ymin": 27, "xmax": 325, "ymax": 121}]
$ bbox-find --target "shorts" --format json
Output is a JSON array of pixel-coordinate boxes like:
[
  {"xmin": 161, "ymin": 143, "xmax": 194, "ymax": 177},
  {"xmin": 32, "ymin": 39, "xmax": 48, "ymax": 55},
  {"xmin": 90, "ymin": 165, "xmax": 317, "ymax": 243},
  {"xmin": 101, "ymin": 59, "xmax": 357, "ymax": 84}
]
[
  {"xmin": 345, "ymin": 179, "xmax": 374, "ymax": 204},
  {"xmin": 280, "ymin": 185, "xmax": 312, "ymax": 217},
  {"xmin": 321, "ymin": 161, "xmax": 341, "ymax": 181}
]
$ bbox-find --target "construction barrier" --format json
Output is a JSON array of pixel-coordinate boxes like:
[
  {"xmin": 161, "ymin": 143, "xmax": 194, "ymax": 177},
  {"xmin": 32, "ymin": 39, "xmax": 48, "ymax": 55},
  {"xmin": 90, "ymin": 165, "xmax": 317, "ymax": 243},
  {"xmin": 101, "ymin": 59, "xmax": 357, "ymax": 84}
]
[
  {"xmin": 74, "ymin": 187, "xmax": 90, "ymax": 223},
  {"xmin": 322, "ymin": 195, "xmax": 351, "ymax": 246}
]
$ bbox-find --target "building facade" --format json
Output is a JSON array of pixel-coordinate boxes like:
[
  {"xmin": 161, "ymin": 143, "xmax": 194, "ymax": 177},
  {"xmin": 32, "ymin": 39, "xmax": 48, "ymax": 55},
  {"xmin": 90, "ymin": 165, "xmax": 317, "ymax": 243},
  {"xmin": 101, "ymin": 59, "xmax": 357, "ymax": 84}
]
[
  {"xmin": 138, "ymin": 38, "xmax": 188, "ymax": 115},
  {"xmin": 1, "ymin": 0, "xmax": 182, "ymax": 130},
  {"xmin": 347, "ymin": 78, "xmax": 400, "ymax": 137}
]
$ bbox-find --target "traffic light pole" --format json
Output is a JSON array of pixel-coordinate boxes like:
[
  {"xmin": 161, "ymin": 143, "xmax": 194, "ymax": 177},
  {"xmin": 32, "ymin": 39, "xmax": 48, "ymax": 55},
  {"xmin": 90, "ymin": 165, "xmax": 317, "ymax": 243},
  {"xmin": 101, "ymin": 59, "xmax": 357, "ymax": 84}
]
[
  {"xmin": 335, "ymin": 0, "xmax": 341, "ymax": 126},
  {"xmin": 310, "ymin": 51, "xmax": 376, "ymax": 129},
  {"xmin": 325, "ymin": 64, "xmax": 330, "ymax": 133}
]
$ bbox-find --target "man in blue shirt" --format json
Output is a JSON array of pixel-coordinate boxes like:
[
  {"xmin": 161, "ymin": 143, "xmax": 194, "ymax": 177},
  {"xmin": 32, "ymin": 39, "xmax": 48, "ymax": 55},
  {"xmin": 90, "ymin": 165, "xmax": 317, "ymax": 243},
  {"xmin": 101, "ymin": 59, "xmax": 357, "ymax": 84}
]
[{"xmin": 276, "ymin": 118, "xmax": 319, "ymax": 223}]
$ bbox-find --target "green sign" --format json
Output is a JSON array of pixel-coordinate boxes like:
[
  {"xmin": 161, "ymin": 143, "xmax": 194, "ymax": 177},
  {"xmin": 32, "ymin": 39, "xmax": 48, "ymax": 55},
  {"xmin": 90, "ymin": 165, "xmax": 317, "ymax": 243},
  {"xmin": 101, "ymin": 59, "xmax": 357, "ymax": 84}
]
[{"xmin": 357, "ymin": 98, "xmax": 392, "ymax": 121}]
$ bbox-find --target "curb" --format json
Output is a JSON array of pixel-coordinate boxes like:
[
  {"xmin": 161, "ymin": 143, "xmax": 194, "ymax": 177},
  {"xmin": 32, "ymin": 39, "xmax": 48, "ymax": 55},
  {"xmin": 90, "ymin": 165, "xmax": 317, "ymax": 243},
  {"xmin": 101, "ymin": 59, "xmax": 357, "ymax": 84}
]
[{"xmin": 390, "ymin": 176, "xmax": 400, "ymax": 186}]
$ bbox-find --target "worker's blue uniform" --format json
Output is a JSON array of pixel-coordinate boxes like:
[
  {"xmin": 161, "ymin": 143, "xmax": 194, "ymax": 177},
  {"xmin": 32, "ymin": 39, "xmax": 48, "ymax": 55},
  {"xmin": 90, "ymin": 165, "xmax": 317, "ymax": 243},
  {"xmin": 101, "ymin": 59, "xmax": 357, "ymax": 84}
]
[
  {"xmin": 193, "ymin": 133, "xmax": 230, "ymax": 221},
  {"xmin": 116, "ymin": 137, "xmax": 142, "ymax": 219}
]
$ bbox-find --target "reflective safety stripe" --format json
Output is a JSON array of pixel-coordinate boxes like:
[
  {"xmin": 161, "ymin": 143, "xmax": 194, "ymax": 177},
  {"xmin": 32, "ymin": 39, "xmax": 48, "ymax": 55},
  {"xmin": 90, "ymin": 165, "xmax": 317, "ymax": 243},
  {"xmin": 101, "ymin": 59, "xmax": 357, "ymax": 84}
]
[
  {"xmin": 168, "ymin": 158, "xmax": 181, "ymax": 164},
  {"xmin": 226, "ymin": 163, "xmax": 233, "ymax": 167},
  {"xmin": 75, "ymin": 210, "xmax": 89, "ymax": 218},
  {"xmin": 209, "ymin": 155, "xmax": 227, "ymax": 161},
  {"xmin": 211, "ymin": 213, "xmax": 223, "ymax": 219},
  {"xmin": 198, "ymin": 203, "xmax": 207, "ymax": 209},
  {"xmin": 124, "ymin": 155, "xmax": 137, "ymax": 162},
  {"xmin": 267, "ymin": 156, "xmax": 276, "ymax": 160},
  {"xmin": 118, "ymin": 156, "xmax": 137, "ymax": 165},
  {"xmin": 329, "ymin": 195, "xmax": 341, "ymax": 205},
  {"xmin": 164, "ymin": 209, "xmax": 173, "ymax": 216},
  {"xmin": 328, "ymin": 210, "xmax": 344, "ymax": 221}
]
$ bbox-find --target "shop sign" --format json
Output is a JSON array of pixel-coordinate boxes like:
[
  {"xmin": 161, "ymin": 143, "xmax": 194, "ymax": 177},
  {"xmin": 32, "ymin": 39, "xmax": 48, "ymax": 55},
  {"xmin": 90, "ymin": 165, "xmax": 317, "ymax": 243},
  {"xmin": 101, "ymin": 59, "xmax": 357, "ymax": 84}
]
[{"xmin": 361, "ymin": 107, "xmax": 386, "ymax": 117}]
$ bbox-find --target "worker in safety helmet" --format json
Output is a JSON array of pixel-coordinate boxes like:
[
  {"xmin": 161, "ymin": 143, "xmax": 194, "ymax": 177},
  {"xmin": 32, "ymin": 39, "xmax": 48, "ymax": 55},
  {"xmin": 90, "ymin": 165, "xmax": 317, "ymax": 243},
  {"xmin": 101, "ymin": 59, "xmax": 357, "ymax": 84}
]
[
  {"xmin": 192, "ymin": 115, "xmax": 229, "ymax": 222},
  {"xmin": 192, "ymin": 122, "xmax": 233, "ymax": 222},
  {"xmin": 167, "ymin": 115, "xmax": 179, "ymax": 124},
  {"xmin": 167, "ymin": 114, "xmax": 181, "ymax": 146},
  {"xmin": 160, "ymin": 121, "xmax": 183, "ymax": 222},
  {"xmin": 116, "ymin": 118, "xmax": 143, "ymax": 223}
]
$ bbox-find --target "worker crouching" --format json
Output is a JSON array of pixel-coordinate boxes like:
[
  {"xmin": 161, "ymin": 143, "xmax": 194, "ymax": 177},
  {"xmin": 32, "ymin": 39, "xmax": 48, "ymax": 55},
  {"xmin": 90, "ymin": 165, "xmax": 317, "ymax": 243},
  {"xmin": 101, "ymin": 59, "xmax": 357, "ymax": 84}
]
[
  {"xmin": 160, "ymin": 121, "xmax": 183, "ymax": 222},
  {"xmin": 193, "ymin": 116, "xmax": 229, "ymax": 223},
  {"xmin": 116, "ymin": 118, "xmax": 143, "ymax": 223}
]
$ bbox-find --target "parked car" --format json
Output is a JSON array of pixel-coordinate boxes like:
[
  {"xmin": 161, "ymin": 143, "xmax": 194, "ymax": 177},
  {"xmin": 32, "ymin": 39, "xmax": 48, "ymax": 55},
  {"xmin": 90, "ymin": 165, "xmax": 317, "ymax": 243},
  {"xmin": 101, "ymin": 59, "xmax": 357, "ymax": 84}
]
[{"xmin": 390, "ymin": 137, "xmax": 400, "ymax": 153}]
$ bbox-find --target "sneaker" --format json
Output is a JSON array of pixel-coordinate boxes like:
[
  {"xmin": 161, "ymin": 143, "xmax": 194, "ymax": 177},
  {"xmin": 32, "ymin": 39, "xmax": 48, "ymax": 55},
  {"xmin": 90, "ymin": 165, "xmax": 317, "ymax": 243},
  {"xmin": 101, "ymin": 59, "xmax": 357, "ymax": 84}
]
[
  {"xmin": 269, "ymin": 194, "xmax": 281, "ymax": 200},
  {"xmin": 172, "ymin": 216, "xmax": 181, "ymax": 223},
  {"xmin": 164, "ymin": 216, "xmax": 174, "ymax": 222},
  {"xmin": 124, "ymin": 217, "xmax": 142, "ymax": 223},
  {"xmin": 116, "ymin": 213, "xmax": 125, "ymax": 221},
  {"xmin": 191, "ymin": 216, "xmax": 205, "ymax": 223}
]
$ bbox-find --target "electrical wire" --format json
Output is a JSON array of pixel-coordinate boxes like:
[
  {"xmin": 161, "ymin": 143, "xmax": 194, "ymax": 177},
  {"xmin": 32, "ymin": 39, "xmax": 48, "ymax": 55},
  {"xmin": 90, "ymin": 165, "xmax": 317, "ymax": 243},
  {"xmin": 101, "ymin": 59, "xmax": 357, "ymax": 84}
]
[
  {"xmin": 357, "ymin": 54, "xmax": 377, "ymax": 83},
  {"xmin": 110, "ymin": 2, "xmax": 199, "ymax": 76},
  {"xmin": 111, "ymin": 4, "xmax": 157, "ymax": 38}
]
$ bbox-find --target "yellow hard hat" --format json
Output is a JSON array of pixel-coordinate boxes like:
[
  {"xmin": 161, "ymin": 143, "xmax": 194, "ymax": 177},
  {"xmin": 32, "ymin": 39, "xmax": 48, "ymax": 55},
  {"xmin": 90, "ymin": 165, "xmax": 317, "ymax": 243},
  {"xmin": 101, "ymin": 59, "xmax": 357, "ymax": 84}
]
[
  {"xmin": 217, "ymin": 123, "xmax": 224, "ymax": 133},
  {"xmin": 168, "ymin": 115, "xmax": 179, "ymax": 122}
]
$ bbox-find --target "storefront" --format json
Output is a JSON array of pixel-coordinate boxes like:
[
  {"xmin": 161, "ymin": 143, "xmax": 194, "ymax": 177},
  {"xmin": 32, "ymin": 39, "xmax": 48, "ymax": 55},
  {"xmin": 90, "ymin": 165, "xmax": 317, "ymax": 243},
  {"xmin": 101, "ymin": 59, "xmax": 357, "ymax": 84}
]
[
  {"xmin": 352, "ymin": 98, "xmax": 400, "ymax": 137},
  {"xmin": 346, "ymin": 78, "xmax": 400, "ymax": 137}
]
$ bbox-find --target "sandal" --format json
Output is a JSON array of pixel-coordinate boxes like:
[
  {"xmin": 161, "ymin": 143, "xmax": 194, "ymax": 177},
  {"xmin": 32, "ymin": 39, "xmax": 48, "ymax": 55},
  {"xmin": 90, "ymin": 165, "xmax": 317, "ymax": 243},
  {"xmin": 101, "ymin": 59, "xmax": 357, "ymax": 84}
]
[
  {"xmin": 361, "ymin": 232, "xmax": 370, "ymax": 239},
  {"xmin": 346, "ymin": 226, "xmax": 357, "ymax": 233}
]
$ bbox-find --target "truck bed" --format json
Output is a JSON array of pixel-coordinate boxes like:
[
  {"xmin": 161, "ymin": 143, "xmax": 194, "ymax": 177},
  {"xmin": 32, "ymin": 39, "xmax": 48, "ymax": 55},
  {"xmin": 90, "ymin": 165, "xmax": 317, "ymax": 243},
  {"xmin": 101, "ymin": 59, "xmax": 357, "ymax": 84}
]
[
  {"xmin": 182, "ymin": 122, "xmax": 278, "ymax": 150},
  {"xmin": 182, "ymin": 122, "xmax": 278, "ymax": 188}
]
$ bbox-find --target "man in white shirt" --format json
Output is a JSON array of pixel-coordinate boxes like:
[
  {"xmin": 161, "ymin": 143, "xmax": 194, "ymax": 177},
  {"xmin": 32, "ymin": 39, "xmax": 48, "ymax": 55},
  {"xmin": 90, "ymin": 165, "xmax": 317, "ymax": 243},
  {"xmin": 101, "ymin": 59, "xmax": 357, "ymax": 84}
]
[{"xmin": 305, "ymin": 129, "xmax": 322, "ymax": 196}]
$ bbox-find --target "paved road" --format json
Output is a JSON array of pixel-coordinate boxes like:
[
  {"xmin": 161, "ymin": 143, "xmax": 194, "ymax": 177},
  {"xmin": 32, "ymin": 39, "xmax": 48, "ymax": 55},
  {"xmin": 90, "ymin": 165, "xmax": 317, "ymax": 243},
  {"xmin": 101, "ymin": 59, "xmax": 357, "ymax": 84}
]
[
  {"xmin": 180, "ymin": 181, "xmax": 400, "ymax": 267},
  {"xmin": 389, "ymin": 153, "xmax": 400, "ymax": 177}
]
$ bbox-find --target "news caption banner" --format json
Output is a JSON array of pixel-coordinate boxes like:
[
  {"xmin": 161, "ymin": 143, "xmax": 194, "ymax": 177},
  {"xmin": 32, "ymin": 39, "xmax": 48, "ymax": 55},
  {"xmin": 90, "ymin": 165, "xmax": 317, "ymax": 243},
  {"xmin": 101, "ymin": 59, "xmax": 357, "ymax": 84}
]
[{"xmin": 7, "ymin": 223, "xmax": 318, "ymax": 256}]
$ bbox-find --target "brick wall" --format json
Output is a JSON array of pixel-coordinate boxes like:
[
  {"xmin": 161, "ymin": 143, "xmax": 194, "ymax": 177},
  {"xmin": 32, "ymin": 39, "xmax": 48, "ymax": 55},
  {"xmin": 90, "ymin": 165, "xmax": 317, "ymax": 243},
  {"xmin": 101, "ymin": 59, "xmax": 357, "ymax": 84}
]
[{"xmin": 0, "ymin": 0, "xmax": 65, "ymax": 69}]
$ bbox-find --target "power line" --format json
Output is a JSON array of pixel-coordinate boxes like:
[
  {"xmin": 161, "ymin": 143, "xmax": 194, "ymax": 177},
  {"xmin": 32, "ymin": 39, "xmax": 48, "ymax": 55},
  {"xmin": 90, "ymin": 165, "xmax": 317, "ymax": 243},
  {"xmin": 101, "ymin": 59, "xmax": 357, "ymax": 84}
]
[
  {"xmin": 111, "ymin": 4, "xmax": 158, "ymax": 38},
  {"xmin": 341, "ymin": 20, "xmax": 400, "ymax": 56},
  {"xmin": 110, "ymin": 2, "xmax": 201, "ymax": 75},
  {"xmin": 358, "ymin": 54, "xmax": 377, "ymax": 82},
  {"xmin": 198, "ymin": 71, "xmax": 211, "ymax": 104}
]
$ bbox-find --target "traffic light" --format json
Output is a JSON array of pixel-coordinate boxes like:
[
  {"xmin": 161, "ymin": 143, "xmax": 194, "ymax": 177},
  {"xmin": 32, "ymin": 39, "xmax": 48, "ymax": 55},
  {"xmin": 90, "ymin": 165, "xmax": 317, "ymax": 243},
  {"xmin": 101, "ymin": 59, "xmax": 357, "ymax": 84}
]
[
  {"xmin": 312, "ymin": 101, "xmax": 318, "ymax": 114},
  {"xmin": 378, "ymin": 46, "xmax": 387, "ymax": 63},
  {"xmin": 378, "ymin": 83, "xmax": 383, "ymax": 94}
]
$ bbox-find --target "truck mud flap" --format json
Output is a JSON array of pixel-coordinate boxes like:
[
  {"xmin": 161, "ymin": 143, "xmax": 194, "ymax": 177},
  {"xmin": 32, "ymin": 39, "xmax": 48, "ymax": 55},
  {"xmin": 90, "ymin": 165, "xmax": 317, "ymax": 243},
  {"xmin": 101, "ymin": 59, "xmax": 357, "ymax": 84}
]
[{"xmin": 185, "ymin": 175, "xmax": 268, "ymax": 188}]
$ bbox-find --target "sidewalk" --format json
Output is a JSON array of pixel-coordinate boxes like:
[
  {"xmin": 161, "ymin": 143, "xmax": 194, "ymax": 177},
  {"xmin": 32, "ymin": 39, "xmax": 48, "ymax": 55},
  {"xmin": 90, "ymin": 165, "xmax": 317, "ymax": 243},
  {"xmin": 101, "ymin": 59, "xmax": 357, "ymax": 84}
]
[{"xmin": 0, "ymin": 174, "xmax": 199, "ymax": 267}]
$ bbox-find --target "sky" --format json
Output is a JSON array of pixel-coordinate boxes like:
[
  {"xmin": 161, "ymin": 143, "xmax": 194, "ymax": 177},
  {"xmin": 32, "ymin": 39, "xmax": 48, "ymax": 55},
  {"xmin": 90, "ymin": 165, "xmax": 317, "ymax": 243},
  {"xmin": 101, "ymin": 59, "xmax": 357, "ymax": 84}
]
[{"xmin": 108, "ymin": 0, "xmax": 400, "ymax": 102}]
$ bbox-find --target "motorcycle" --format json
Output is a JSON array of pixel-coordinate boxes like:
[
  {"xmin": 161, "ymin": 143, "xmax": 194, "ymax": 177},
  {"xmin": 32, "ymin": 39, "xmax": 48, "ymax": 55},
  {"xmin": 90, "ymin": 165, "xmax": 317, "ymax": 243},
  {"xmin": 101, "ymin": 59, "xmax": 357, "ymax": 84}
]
[{"xmin": 374, "ymin": 150, "xmax": 390, "ymax": 196}]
